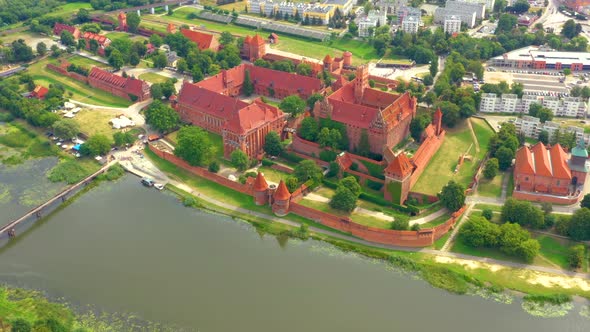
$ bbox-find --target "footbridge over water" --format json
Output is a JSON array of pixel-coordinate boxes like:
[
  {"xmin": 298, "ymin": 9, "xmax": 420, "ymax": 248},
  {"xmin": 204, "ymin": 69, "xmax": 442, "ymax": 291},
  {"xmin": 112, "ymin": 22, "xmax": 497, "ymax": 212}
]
[{"xmin": 0, "ymin": 162, "xmax": 115, "ymax": 240}]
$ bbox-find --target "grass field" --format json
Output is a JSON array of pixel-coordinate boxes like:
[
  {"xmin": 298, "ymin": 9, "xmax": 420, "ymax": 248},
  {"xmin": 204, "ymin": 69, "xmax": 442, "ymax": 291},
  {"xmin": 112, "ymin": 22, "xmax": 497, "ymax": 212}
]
[
  {"xmin": 64, "ymin": 54, "xmax": 108, "ymax": 69},
  {"xmin": 534, "ymin": 235, "xmax": 587, "ymax": 271},
  {"xmin": 43, "ymin": 2, "xmax": 93, "ymax": 18},
  {"xmin": 299, "ymin": 198, "xmax": 393, "ymax": 229},
  {"xmin": 138, "ymin": 72, "xmax": 170, "ymax": 84},
  {"xmin": 413, "ymin": 118, "xmax": 495, "ymax": 195},
  {"xmin": 75, "ymin": 109, "xmax": 119, "ymax": 137},
  {"xmin": 257, "ymin": 166, "xmax": 290, "ymax": 183},
  {"xmin": 419, "ymin": 213, "xmax": 451, "ymax": 228},
  {"xmin": 167, "ymin": 130, "xmax": 225, "ymax": 160},
  {"xmin": 477, "ymin": 171, "xmax": 505, "ymax": 198},
  {"xmin": 145, "ymin": 8, "xmax": 379, "ymax": 64},
  {"xmin": 451, "ymin": 237, "xmax": 527, "ymax": 264},
  {"xmin": 27, "ymin": 58, "xmax": 131, "ymax": 108},
  {"xmin": 104, "ymin": 31, "xmax": 147, "ymax": 42}
]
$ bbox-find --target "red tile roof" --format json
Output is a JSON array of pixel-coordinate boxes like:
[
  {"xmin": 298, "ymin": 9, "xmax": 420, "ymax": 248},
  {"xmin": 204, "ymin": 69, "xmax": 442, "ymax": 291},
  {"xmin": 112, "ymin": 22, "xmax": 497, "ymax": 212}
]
[
  {"xmin": 515, "ymin": 146, "xmax": 535, "ymax": 175},
  {"xmin": 531, "ymin": 142, "xmax": 552, "ymax": 177},
  {"xmin": 82, "ymin": 32, "xmax": 110, "ymax": 46},
  {"xmin": 178, "ymin": 81, "xmax": 249, "ymax": 116},
  {"xmin": 247, "ymin": 64, "xmax": 322, "ymax": 97},
  {"xmin": 323, "ymin": 54, "xmax": 333, "ymax": 63},
  {"xmin": 89, "ymin": 67, "xmax": 149, "ymax": 98},
  {"xmin": 251, "ymin": 34, "xmax": 264, "ymax": 45},
  {"xmin": 180, "ymin": 29, "xmax": 218, "ymax": 51},
  {"xmin": 225, "ymin": 100, "xmax": 284, "ymax": 135},
  {"xmin": 53, "ymin": 23, "xmax": 79, "ymax": 37},
  {"xmin": 253, "ymin": 172, "xmax": 269, "ymax": 191},
  {"xmin": 385, "ymin": 152, "xmax": 413, "ymax": 178},
  {"xmin": 32, "ymin": 85, "xmax": 49, "ymax": 99},
  {"xmin": 274, "ymin": 180, "xmax": 291, "ymax": 200},
  {"xmin": 549, "ymin": 144, "xmax": 572, "ymax": 179}
]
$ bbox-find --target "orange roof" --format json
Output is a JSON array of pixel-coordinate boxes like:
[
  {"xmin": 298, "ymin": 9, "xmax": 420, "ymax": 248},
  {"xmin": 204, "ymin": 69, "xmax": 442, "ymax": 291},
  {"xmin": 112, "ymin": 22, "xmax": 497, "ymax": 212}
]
[
  {"xmin": 32, "ymin": 85, "xmax": 49, "ymax": 99},
  {"xmin": 82, "ymin": 31, "xmax": 110, "ymax": 45},
  {"xmin": 244, "ymin": 35, "xmax": 252, "ymax": 43},
  {"xmin": 180, "ymin": 29, "xmax": 217, "ymax": 51},
  {"xmin": 434, "ymin": 107, "xmax": 442, "ymax": 119},
  {"xmin": 274, "ymin": 180, "xmax": 291, "ymax": 200},
  {"xmin": 253, "ymin": 172, "xmax": 269, "ymax": 191},
  {"xmin": 251, "ymin": 34, "xmax": 264, "ymax": 45},
  {"xmin": 385, "ymin": 152, "xmax": 413, "ymax": 178},
  {"xmin": 531, "ymin": 142, "xmax": 552, "ymax": 177},
  {"xmin": 323, "ymin": 54, "xmax": 333, "ymax": 63},
  {"xmin": 549, "ymin": 144, "xmax": 572, "ymax": 179},
  {"xmin": 225, "ymin": 100, "xmax": 284, "ymax": 135},
  {"xmin": 118, "ymin": 12, "xmax": 126, "ymax": 19},
  {"xmin": 515, "ymin": 146, "xmax": 535, "ymax": 175}
]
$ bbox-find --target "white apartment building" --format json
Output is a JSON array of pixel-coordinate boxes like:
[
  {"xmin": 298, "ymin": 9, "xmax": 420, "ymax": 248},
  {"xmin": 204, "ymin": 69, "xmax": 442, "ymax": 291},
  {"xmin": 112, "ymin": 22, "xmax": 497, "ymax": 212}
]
[
  {"xmin": 443, "ymin": 15, "xmax": 462, "ymax": 34},
  {"xmin": 323, "ymin": 0, "xmax": 354, "ymax": 15},
  {"xmin": 515, "ymin": 115, "xmax": 541, "ymax": 138},
  {"xmin": 377, "ymin": 0, "xmax": 407, "ymax": 15},
  {"xmin": 278, "ymin": 2, "xmax": 297, "ymax": 15},
  {"xmin": 480, "ymin": 94, "xmax": 588, "ymax": 118},
  {"xmin": 358, "ymin": 10, "xmax": 388, "ymax": 37},
  {"xmin": 368, "ymin": 9, "xmax": 388, "ymax": 26},
  {"xmin": 401, "ymin": 15, "xmax": 420, "ymax": 33},
  {"xmin": 248, "ymin": 0, "xmax": 267, "ymax": 14},
  {"xmin": 434, "ymin": 1, "xmax": 485, "ymax": 28},
  {"xmin": 458, "ymin": 0, "xmax": 495, "ymax": 11}
]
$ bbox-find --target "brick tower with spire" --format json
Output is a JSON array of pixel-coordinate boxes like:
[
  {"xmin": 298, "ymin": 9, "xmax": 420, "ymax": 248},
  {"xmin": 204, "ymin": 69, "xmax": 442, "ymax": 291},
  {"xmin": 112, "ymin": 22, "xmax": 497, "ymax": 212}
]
[
  {"xmin": 272, "ymin": 180, "xmax": 291, "ymax": 216},
  {"xmin": 384, "ymin": 152, "xmax": 414, "ymax": 205}
]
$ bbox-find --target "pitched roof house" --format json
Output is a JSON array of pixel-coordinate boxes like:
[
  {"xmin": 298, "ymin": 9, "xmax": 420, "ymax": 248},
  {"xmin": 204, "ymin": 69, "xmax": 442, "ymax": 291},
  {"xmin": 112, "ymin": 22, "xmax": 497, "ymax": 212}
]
[
  {"xmin": 88, "ymin": 67, "xmax": 150, "ymax": 102},
  {"xmin": 180, "ymin": 29, "xmax": 220, "ymax": 51}
]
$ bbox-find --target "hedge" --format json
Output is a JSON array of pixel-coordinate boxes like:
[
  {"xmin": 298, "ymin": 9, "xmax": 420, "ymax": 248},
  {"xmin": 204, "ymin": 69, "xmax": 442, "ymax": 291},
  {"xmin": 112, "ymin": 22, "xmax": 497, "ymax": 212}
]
[
  {"xmin": 319, "ymin": 149, "xmax": 337, "ymax": 162},
  {"xmin": 261, "ymin": 158, "xmax": 275, "ymax": 166},
  {"xmin": 367, "ymin": 179, "xmax": 383, "ymax": 191},
  {"xmin": 281, "ymin": 151, "xmax": 304, "ymax": 163},
  {"xmin": 359, "ymin": 192, "xmax": 419, "ymax": 214},
  {"xmin": 360, "ymin": 160, "xmax": 385, "ymax": 180},
  {"xmin": 322, "ymin": 178, "xmax": 338, "ymax": 189}
]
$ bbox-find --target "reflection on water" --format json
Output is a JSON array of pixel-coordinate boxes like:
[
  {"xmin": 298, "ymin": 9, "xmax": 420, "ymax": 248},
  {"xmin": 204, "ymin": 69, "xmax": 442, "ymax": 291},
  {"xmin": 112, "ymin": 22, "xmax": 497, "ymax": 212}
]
[{"xmin": 0, "ymin": 175, "xmax": 589, "ymax": 332}]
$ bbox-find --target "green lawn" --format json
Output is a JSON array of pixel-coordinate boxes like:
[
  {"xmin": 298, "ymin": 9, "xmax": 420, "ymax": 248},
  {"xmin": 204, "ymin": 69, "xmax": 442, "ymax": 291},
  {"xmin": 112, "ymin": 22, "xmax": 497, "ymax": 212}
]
[
  {"xmin": 257, "ymin": 166, "xmax": 291, "ymax": 183},
  {"xmin": 64, "ymin": 54, "xmax": 107, "ymax": 69},
  {"xmin": 451, "ymin": 237, "xmax": 527, "ymax": 264},
  {"xmin": 104, "ymin": 31, "xmax": 147, "ymax": 42},
  {"xmin": 477, "ymin": 171, "xmax": 505, "ymax": 198},
  {"xmin": 535, "ymin": 235, "xmax": 581, "ymax": 271},
  {"xmin": 166, "ymin": 130, "xmax": 225, "ymax": 160},
  {"xmin": 138, "ymin": 72, "xmax": 170, "ymax": 84},
  {"xmin": 75, "ymin": 109, "xmax": 119, "ymax": 137},
  {"xmin": 43, "ymin": 2, "xmax": 93, "ymax": 18},
  {"xmin": 433, "ymin": 232, "xmax": 451, "ymax": 250},
  {"xmin": 148, "ymin": 8, "xmax": 378, "ymax": 64},
  {"xmin": 473, "ymin": 203, "xmax": 503, "ymax": 212},
  {"xmin": 299, "ymin": 198, "xmax": 393, "ymax": 229},
  {"xmin": 413, "ymin": 118, "xmax": 494, "ymax": 195},
  {"xmin": 27, "ymin": 58, "xmax": 131, "ymax": 108},
  {"xmin": 419, "ymin": 213, "xmax": 451, "ymax": 229}
]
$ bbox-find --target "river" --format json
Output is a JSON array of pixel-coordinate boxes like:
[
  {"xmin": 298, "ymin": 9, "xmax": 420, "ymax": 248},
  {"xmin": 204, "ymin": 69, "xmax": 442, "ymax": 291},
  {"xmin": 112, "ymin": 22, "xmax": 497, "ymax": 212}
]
[{"xmin": 0, "ymin": 175, "xmax": 589, "ymax": 331}]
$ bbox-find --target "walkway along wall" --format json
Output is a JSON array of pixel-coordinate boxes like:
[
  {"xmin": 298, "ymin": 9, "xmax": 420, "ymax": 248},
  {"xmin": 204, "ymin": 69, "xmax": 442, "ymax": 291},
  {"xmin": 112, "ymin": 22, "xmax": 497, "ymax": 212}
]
[{"xmin": 148, "ymin": 145, "xmax": 466, "ymax": 247}]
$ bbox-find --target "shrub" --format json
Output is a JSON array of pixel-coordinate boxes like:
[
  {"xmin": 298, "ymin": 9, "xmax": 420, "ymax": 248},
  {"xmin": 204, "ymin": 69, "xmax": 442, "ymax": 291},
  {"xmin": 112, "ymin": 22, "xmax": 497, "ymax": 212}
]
[
  {"xmin": 322, "ymin": 178, "xmax": 338, "ymax": 189},
  {"xmin": 319, "ymin": 149, "xmax": 337, "ymax": 162},
  {"xmin": 391, "ymin": 219, "xmax": 409, "ymax": 230},
  {"xmin": 349, "ymin": 162, "xmax": 359, "ymax": 171},
  {"xmin": 360, "ymin": 160, "xmax": 385, "ymax": 180},
  {"xmin": 523, "ymin": 294, "xmax": 572, "ymax": 305},
  {"xmin": 280, "ymin": 151, "xmax": 303, "ymax": 163},
  {"xmin": 411, "ymin": 223, "xmax": 420, "ymax": 231},
  {"xmin": 327, "ymin": 161, "xmax": 340, "ymax": 177},
  {"xmin": 482, "ymin": 209, "xmax": 493, "ymax": 221},
  {"xmin": 420, "ymin": 265, "xmax": 469, "ymax": 294},
  {"xmin": 554, "ymin": 215, "xmax": 571, "ymax": 236},
  {"xmin": 261, "ymin": 158, "xmax": 275, "ymax": 166},
  {"xmin": 366, "ymin": 179, "xmax": 383, "ymax": 191},
  {"xmin": 47, "ymin": 160, "xmax": 88, "ymax": 184},
  {"xmin": 183, "ymin": 196, "xmax": 197, "ymax": 207},
  {"xmin": 208, "ymin": 161, "xmax": 220, "ymax": 173},
  {"xmin": 568, "ymin": 244, "xmax": 585, "ymax": 269}
]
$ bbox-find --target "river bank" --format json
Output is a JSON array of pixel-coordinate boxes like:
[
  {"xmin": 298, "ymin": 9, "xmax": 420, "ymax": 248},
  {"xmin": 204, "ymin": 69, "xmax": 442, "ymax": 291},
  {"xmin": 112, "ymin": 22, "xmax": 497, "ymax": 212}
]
[{"xmin": 143, "ymin": 148, "xmax": 590, "ymax": 302}]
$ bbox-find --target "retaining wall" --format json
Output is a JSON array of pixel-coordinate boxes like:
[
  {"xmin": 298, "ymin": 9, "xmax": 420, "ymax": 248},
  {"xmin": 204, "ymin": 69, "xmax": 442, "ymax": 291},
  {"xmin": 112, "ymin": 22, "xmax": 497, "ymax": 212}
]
[
  {"xmin": 46, "ymin": 64, "xmax": 89, "ymax": 84},
  {"xmin": 512, "ymin": 191, "xmax": 581, "ymax": 205}
]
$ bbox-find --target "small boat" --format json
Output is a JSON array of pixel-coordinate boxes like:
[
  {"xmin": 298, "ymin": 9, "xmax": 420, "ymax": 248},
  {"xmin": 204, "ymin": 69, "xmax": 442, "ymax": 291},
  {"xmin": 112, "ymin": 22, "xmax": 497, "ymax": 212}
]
[
  {"xmin": 154, "ymin": 183, "xmax": 164, "ymax": 191},
  {"xmin": 141, "ymin": 178, "xmax": 154, "ymax": 187}
]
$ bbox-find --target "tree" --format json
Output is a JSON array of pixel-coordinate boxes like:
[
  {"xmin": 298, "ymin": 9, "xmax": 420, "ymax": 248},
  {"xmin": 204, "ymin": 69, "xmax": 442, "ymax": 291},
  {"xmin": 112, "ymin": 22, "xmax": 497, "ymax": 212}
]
[
  {"xmin": 286, "ymin": 176, "xmax": 300, "ymax": 192},
  {"xmin": 52, "ymin": 119, "xmax": 80, "ymax": 139},
  {"xmin": 293, "ymin": 160, "xmax": 323, "ymax": 184},
  {"xmin": 10, "ymin": 319, "xmax": 32, "ymax": 332},
  {"xmin": 512, "ymin": 0, "xmax": 530, "ymax": 13},
  {"xmin": 108, "ymin": 49, "xmax": 124, "ymax": 70},
  {"xmin": 160, "ymin": 80, "xmax": 176, "ymax": 99},
  {"xmin": 409, "ymin": 114, "xmax": 431, "ymax": 141},
  {"xmin": 436, "ymin": 101, "xmax": 461, "ymax": 127},
  {"xmin": 243, "ymin": 70, "xmax": 254, "ymax": 96},
  {"xmin": 498, "ymin": 222, "xmax": 531, "ymax": 255},
  {"xmin": 391, "ymin": 219, "xmax": 409, "ymax": 230},
  {"xmin": 561, "ymin": 19, "xmax": 582, "ymax": 39},
  {"xmin": 174, "ymin": 126, "xmax": 215, "ymax": 166},
  {"xmin": 306, "ymin": 93, "xmax": 323, "ymax": 111},
  {"xmin": 82, "ymin": 134, "xmax": 111, "ymax": 156},
  {"xmin": 60, "ymin": 30, "xmax": 76, "ymax": 46},
  {"xmin": 568, "ymin": 208, "xmax": 590, "ymax": 241},
  {"xmin": 192, "ymin": 67, "xmax": 204, "ymax": 83},
  {"xmin": 296, "ymin": 62, "xmax": 312, "ymax": 76},
  {"xmin": 231, "ymin": 149, "xmax": 249, "ymax": 171},
  {"xmin": 340, "ymin": 176, "xmax": 361, "ymax": 197},
  {"xmin": 152, "ymin": 52, "xmax": 168, "ymax": 69},
  {"xmin": 517, "ymin": 238, "xmax": 541, "ymax": 262},
  {"xmin": 501, "ymin": 197, "xmax": 545, "ymax": 229},
  {"xmin": 219, "ymin": 31, "xmax": 235, "ymax": 45},
  {"xmin": 563, "ymin": 68, "xmax": 572, "ymax": 76},
  {"xmin": 208, "ymin": 161, "xmax": 220, "ymax": 173},
  {"xmin": 439, "ymin": 181, "xmax": 465, "ymax": 212},
  {"xmin": 126, "ymin": 12, "xmax": 141, "ymax": 33},
  {"xmin": 483, "ymin": 158, "xmax": 499, "ymax": 179},
  {"xmin": 482, "ymin": 209, "xmax": 493, "ymax": 221},
  {"xmin": 538, "ymin": 130, "xmax": 549, "ymax": 144},
  {"xmin": 459, "ymin": 216, "xmax": 500, "ymax": 247},
  {"xmin": 581, "ymin": 194, "xmax": 590, "ymax": 209},
  {"xmin": 423, "ymin": 74, "xmax": 434, "ymax": 86},
  {"xmin": 279, "ymin": 95, "xmax": 306, "ymax": 116},
  {"xmin": 327, "ymin": 161, "xmax": 340, "ymax": 177},
  {"xmin": 348, "ymin": 21, "xmax": 358, "ymax": 35},
  {"xmin": 536, "ymin": 107, "xmax": 553, "ymax": 123},
  {"xmin": 149, "ymin": 34, "xmax": 163, "ymax": 47},
  {"xmin": 113, "ymin": 131, "xmax": 135, "ymax": 147},
  {"xmin": 36, "ymin": 42, "xmax": 47, "ymax": 56},
  {"xmin": 263, "ymin": 131, "xmax": 282, "ymax": 156},
  {"xmin": 330, "ymin": 186, "xmax": 358, "ymax": 212},
  {"xmin": 495, "ymin": 146, "xmax": 514, "ymax": 171},
  {"xmin": 496, "ymin": 14, "xmax": 517, "ymax": 34},
  {"xmin": 77, "ymin": 8, "xmax": 91, "ymax": 23},
  {"xmin": 129, "ymin": 52, "xmax": 140, "ymax": 66},
  {"xmin": 568, "ymin": 244, "xmax": 585, "ymax": 269},
  {"xmin": 299, "ymin": 117, "xmax": 319, "ymax": 141},
  {"xmin": 150, "ymin": 84, "xmax": 163, "ymax": 100},
  {"xmin": 145, "ymin": 101, "xmax": 180, "ymax": 133}
]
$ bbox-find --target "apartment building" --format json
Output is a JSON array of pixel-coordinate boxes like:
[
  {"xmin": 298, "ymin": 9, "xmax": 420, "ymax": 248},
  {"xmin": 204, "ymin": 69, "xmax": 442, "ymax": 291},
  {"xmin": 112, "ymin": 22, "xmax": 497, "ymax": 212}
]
[
  {"xmin": 401, "ymin": 15, "xmax": 421, "ymax": 33},
  {"xmin": 358, "ymin": 10, "xmax": 388, "ymax": 37},
  {"xmin": 434, "ymin": 1, "xmax": 485, "ymax": 28},
  {"xmin": 480, "ymin": 94, "xmax": 588, "ymax": 118},
  {"xmin": 443, "ymin": 15, "xmax": 462, "ymax": 34},
  {"xmin": 514, "ymin": 115, "xmax": 541, "ymax": 138}
]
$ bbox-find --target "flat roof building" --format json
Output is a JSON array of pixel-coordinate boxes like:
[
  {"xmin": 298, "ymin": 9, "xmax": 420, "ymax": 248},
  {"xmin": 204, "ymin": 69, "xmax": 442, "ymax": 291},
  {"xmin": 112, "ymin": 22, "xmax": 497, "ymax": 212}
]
[{"xmin": 489, "ymin": 46, "xmax": 590, "ymax": 71}]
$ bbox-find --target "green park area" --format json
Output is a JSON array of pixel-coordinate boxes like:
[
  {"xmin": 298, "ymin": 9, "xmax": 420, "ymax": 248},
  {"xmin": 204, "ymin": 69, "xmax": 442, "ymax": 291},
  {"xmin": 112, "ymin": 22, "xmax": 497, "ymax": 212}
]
[
  {"xmin": 105, "ymin": 31, "xmax": 147, "ymax": 42},
  {"xmin": 138, "ymin": 72, "xmax": 170, "ymax": 84},
  {"xmin": 477, "ymin": 171, "xmax": 508, "ymax": 198},
  {"xmin": 74, "ymin": 109, "xmax": 118, "ymax": 137},
  {"xmin": 139, "ymin": 7, "xmax": 380, "ymax": 64},
  {"xmin": 43, "ymin": 2, "xmax": 93, "ymax": 19},
  {"xmin": 413, "ymin": 118, "xmax": 495, "ymax": 195},
  {"xmin": 27, "ymin": 57, "xmax": 132, "ymax": 108}
]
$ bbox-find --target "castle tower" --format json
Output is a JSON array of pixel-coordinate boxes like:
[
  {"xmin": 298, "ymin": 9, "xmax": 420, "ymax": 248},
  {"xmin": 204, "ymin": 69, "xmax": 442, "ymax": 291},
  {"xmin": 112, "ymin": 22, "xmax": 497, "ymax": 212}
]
[
  {"xmin": 118, "ymin": 12, "xmax": 128, "ymax": 31},
  {"xmin": 249, "ymin": 34, "xmax": 266, "ymax": 61},
  {"xmin": 342, "ymin": 51, "xmax": 352, "ymax": 68},
  {"xmin": 323, "ymin": 54, "xmax": 333, "ymax": 71},
  {"xmin": 354, "ymin": 65, "xmax": 369, "ymax": 103},
  {"xmin": 384, "ymin": 152, "xmax": 414, "ymax": 205},
  {"xmin": 253, "ymin": 172, "xmax": 270, "ymax": 206},
  {"xmin": 167, "ymin": 23, "xmax": 177, "ymax": 34},
  {"xmin": 272, "ymin": 180, "xmax": 291, "ymax": 216},
  {"xmin": 433, "ymin": 107, "xmax": 442, "ymax": 136}
]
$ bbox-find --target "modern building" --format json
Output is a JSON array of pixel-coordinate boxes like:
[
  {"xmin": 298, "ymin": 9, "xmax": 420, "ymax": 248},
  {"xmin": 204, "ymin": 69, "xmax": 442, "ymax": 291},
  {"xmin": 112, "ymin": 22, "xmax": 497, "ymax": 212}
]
[
  {"xmin": 377, "ymin": 0, "xmax": 407, "ymax": 15},
  {"xmin": 513, "ymin": 116, "xmax": 589, "ymax": 145},
  {"xmin": 358, "ymin": 9, "xmax": 388, "ymax": 37},
  {"xmin": 313, "ymin": 65, "xmax": 417, "ymax": 155},
  {"xmin": 517, "ymin": 14, "xmax": 539, "ymax": 27},
  {"xmin": 303, "ymin": 4, "xmax": 333, "ymax": 25},
  {"xmin": 322, "ymin": 0, "xmax": 354, "ymax": 15},
  {"xmin": 458, "ymin": 0, "xmax": 495, "ymax": 11},
  {"xmin": 401, "ymin": 15, "xmax": 420, "ymax": 33},
  {"xmin": 88, "ymin": 67, "xmax": 150, "ymax": 102},
  {"xmin": 514, "ymin": 115, "xmax": 541, "ymax": 138},
  {"xmin": 489, "ymin": 46, "xmax": 590, "ymax": 71},
  {"xmin": 479, "ymin": 93, "xmax": 588, "ymax": 118},
  {"xmin": 434, "ymin": 0, "xmax": 485, "ymax": 28},
  {"xmin": 443, "ymin": 15, "xmax": 462, "ymax": 34}
]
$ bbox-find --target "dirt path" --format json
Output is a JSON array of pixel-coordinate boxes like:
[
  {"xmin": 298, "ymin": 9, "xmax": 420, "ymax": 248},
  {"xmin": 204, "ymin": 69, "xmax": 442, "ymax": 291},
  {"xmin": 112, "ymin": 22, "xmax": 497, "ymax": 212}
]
[
  {"xmin": 467, "ymin": 118, "xmax": 480, "ymax": 153},
  {"xmin": 440, "ymin": 204, "xmax": 474, "ymax": 252}
]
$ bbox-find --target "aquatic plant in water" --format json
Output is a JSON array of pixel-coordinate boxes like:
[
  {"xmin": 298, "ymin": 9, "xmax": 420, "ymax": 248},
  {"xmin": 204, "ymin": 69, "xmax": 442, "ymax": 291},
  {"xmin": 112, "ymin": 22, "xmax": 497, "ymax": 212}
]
[
  {"xmin": 580, "ymin": 305, "xmax": 590, "ymax": 319},
  {"xmin": 521, "ymin": 300, "xmax": 574, "ymax": 317},
  {"xmin": 0, "ymin": 183, "xmax": 12, "ymax": 204}
]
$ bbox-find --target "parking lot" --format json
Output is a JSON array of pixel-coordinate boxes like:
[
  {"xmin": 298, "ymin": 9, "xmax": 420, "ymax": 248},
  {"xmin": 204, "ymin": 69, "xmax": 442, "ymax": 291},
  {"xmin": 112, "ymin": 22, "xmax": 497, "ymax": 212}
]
[{"xmin": 484, "ymin": 69, "xmax": 571, "ymax": 96}]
